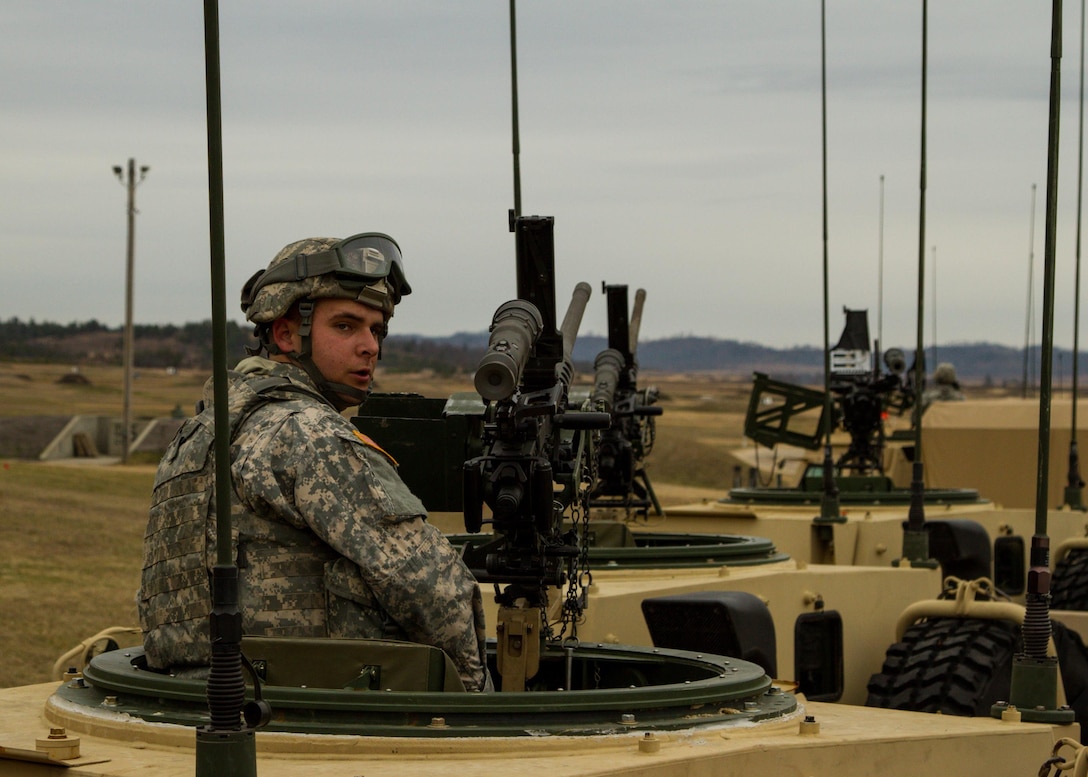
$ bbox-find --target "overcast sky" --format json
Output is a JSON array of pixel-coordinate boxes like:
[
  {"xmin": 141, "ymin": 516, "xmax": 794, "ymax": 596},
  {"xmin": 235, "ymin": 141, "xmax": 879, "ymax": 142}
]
[{"xmin": 3, "ymin": 2, "xmax": 1085, "ymax": 351}]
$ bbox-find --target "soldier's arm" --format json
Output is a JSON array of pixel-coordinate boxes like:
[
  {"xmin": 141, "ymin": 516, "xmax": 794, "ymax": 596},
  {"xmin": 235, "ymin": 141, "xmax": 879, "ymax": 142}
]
[{"xmin": 237, "ymin": 414, "xmax": 490, "ymax": 691}]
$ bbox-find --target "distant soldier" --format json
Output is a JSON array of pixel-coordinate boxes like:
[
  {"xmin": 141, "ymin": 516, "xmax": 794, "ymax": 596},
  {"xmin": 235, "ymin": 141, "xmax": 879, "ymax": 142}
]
[
  {"xmin": 138, "ymin": 233, "xmax": 492, "ymax": 692},
  {"xmin": 921, "ymin": 362, "xmax": 966, "ymax": 411}
]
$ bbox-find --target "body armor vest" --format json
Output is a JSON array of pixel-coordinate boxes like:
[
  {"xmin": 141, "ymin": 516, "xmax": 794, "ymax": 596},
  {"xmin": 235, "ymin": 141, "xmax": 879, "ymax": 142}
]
[{"xmin": 139, "ymin": 375, "xmax": 356, "ymax": 669}]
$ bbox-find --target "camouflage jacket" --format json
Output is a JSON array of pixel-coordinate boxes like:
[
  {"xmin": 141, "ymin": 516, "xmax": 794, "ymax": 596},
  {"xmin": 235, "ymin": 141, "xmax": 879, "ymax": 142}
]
[
  {"xmin": 138, "ymin": 357, "xmax": 491, "ymax": 691},
  {"xmin": 921, "ymin": 384, "xmax": 966, "ymax": 411}
]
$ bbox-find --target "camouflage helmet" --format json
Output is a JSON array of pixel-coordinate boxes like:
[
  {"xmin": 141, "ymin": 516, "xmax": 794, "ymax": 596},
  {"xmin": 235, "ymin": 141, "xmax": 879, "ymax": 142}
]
[
  {"xmin": 934, "ymin": 362, "xmax": 959, "ymax": 386},
  {"xmin": 241, "ymin": 233, "xmax": 411, "ymax": 323}
]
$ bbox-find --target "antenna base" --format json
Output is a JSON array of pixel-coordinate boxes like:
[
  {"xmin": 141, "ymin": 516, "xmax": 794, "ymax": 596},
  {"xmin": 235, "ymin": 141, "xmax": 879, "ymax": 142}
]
[
  {"xmin": 993, "ymin": 655, "xmax": 1074, "ymax": 724},
  {"xmin": 894, "ymin": 528, "xmax": 937, "ymax": 569},
  {"xmin": 196, "ymin": 727, "xmax": 257, "ymax": 777},
  {"xmin": 814, "ymin": 492, "xmax": 845, "ymax": 524},
  {"xmin": 1062, "ymin": 486, "xmax": 1087, "ymax": 511}
]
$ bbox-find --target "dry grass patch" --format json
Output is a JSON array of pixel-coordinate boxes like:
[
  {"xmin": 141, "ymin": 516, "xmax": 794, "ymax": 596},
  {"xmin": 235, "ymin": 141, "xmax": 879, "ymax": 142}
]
[
  {"xmin": 0, "ymin": 362, "xmax": 479, "ymax": 420},
  {"xmin": 0, "ymin": 460, "xmax": 152, "ymax": 687},
  {"xmin": 374, "ymin": 370, "xmax": 475, "ymax": 398},
  {"xmin": 0, "ymin": 362, "xmax": 209, "ymax": 418},
  {"xmin": 640, "ymin": 373, "xmax": 753, "ymax": 490}
]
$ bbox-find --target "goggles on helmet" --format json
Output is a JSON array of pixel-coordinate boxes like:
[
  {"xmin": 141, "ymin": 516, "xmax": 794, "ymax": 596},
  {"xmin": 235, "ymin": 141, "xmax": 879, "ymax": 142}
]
[{"xmin": 241, "ymin": 232, "xmax": 411, "ymax": 312}]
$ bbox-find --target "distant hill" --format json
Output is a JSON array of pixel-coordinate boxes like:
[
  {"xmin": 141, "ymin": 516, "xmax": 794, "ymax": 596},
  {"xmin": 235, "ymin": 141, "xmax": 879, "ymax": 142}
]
[
  {"xmin": 382, "ymin": 331, "xmax": 1060, "ymax": 387},
  {"xmin": 0, "ymin": 317, "xmax": 1066, "ymax": 386}
]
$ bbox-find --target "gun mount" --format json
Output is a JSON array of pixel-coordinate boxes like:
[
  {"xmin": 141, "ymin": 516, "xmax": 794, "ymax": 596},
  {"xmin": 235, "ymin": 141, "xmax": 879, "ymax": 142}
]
[
  {"xmin": 827, "ymin": 309, "xmax": 914, "ymax": 475},
  {"xmin": 745, "ymin": 308, "xmax": 914, "ymax": 480},
  {"xmin": 461, "ymin": 215, "xmax": 610, "ymax": 690},
  {"xmin": 587, "ymin": 283, "xmax": 663, "ymax": 518}
]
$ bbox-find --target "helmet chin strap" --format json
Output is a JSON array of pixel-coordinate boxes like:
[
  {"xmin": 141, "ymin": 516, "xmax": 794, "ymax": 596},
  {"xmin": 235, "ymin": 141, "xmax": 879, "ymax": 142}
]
[
  {"xmin": 288, "ymin": 352, "xmax": 369, "ymax": 411},
  {"xmin": 288, "ymin": 300, "xmax": 370, "ymax": 411}
]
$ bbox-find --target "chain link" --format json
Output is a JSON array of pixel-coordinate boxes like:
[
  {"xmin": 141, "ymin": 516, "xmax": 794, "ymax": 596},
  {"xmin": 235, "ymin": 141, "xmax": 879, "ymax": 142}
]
[{"xmin": 550, "ymin": 436, "xmax": 597, "ymax": 644}]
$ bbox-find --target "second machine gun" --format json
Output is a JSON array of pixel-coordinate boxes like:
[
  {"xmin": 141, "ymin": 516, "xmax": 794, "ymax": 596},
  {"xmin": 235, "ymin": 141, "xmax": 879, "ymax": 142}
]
[
  {"xmin": 462, "ymin": 215, "xmax": 610, "ymax": 691},
  {"xmin": 586, "ymin": 283, "xmax": 664, "ymax": 518},
  {"xmin": 745, "ymin": 308, "xmax": 915, "ymax": 480}
]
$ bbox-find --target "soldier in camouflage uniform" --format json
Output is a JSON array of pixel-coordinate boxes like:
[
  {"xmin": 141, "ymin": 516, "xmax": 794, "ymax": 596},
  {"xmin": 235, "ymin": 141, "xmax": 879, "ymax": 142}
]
[
  {"xmin": 921, "ymin": 362, "xmax": 966, "ymax": 412},
  {"xmin": 138, "ymin": 233, "xmax": 492, "ymax": 692}
]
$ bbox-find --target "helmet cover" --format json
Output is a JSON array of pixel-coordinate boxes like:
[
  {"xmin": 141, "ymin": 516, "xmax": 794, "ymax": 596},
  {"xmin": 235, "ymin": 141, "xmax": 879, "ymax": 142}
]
[{"xmin": 242, "ymin": 236, "xmax": 408, "ymax": 323}]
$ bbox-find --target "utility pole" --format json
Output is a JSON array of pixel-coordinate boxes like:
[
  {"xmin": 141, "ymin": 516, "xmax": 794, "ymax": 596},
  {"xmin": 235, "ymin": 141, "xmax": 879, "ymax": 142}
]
[{"xmin": 113, "ymin": 158, "xmax": 149, "ymax": 463}]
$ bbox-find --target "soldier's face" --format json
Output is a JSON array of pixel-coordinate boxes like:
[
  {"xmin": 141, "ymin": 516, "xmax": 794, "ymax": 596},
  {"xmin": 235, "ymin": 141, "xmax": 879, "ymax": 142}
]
[{"xmin": 277, "ymin": 298, "xmax": 385, "ymax": 394}]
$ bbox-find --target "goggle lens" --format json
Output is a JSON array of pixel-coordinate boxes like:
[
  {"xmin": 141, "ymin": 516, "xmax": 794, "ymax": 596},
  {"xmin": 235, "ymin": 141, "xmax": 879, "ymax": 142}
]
[{"xmin": 335, "ymin": 234, "xmax": 400, "ymax": 280}]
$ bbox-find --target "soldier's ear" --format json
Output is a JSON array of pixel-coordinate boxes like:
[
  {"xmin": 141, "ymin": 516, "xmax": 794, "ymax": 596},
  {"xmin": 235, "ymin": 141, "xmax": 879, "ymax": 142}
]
[{"xmin": 271, "ymin": 317, "xmax": 298, "ymax": 354}]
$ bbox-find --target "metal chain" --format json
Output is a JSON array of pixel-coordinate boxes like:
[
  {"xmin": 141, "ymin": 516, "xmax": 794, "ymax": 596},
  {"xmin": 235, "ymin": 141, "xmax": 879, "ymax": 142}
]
[
  {"xmin": 556, "ymin": 494, "xmax": 589, "ymax": 641},
  {"xmin": 539, "ymin": 582, "xmax": 554, "ymax": 642},
  {"xmin": 640, "ymin": 397, "xmax": 657, "ymax": 457},
  {"xmin": 552, "ymin": 440, "xmax": 596, "ymax": 643}
]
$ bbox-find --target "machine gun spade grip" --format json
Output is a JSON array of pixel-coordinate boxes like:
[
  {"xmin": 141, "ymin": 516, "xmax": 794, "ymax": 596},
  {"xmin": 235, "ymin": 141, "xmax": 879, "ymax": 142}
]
[{"xmin": 475, "ymin": 300, "xmax": 544, "ymax": 402}]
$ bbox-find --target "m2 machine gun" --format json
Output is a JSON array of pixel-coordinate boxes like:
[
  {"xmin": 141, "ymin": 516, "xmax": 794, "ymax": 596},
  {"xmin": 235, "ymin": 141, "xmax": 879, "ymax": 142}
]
[
  {"xmin": 462, "ymin": 215, "xmax": 610, "ymax": 690},
  {"xmin": 586, "ymin": 283, "xmax": 663, "ymax": 518},
  {"xmin": 745, "ymin": 308, "xmax": 914, "ymax": 482}
]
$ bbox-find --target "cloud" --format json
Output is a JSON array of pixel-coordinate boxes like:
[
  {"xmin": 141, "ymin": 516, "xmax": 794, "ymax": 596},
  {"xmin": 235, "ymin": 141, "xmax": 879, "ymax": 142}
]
[{"xmin": 1, "ymin": 1, "xmax": 1083, "ymax": 353}]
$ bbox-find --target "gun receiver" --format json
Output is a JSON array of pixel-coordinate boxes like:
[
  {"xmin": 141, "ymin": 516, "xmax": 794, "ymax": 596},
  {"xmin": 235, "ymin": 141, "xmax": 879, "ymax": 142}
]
[
  {"xmin": 463, "ymin": 216, "xmax": 608, "ymax": 588},
  {"xmin": 743, "ymin": 308, "xmax": 915, "ymax": 479},
  {"xmin": 587, "ymin": 283, "xmax": 663, "ymax": 518},
  {"xmin": 462, "ymin": 216, "xmax": 609, "ymax": 691}
]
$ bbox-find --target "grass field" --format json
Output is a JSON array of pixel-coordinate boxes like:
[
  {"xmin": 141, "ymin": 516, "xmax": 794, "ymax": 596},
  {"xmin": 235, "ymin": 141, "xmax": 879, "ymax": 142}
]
[
  {"xmin": 0, "ymin": 361, "xmax": 752, "ymax": 687},
  {"xmin": 0, "ymin": 460, "xmax": 152, "ymax": 686}
]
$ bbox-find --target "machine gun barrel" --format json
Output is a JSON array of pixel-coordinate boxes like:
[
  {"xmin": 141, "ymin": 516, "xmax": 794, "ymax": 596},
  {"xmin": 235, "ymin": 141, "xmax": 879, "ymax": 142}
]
[
  {"xmin": 556, "ymin": 281, "xmax": 593, "ymax": 387},
  {"xmin": 587, "ymin": 283, "xmax": 663, "ymax": 518},
  {"xmin": 591, "ymin": 348, "xmax": 625, "ymax": 412},
  {"xmin": 560, "ymin": 281, "xmax": 593, "ymax": 349},
  {"xmin": 629, "ymin": 288, "xmax": 646, "ymax": 356},
  {"xmin": 474, "ymin": 300, "xmax": 544, "ymax": 402}
]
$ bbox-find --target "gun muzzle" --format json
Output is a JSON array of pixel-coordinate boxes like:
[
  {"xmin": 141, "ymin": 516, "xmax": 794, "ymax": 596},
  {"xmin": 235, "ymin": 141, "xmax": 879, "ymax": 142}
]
[
  {"xmin": 884, "ymin": 347, "xmax": 907, "ymax": 375},
  {"xmin": 559, "ymin": 282, "xmax": 593, "ymax": 357},
  {"xmin": 629, "ymin": 288, "xmax": 646, "ymax": 356},
  {"xmin": 592, "ymin": 348, "xmax": 625, "ymax": 411},
  {"xmin": 475, "ymin": 300, "xmax": 544, "ymax": 401}
]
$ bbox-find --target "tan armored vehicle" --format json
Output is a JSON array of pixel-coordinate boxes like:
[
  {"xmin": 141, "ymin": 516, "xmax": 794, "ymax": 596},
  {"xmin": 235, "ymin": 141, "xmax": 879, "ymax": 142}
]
[
  {"xmin": 4, "ymin": 4, "xmax": 1086, "ymax": 775},
  {"xmin": 5, "ymin": 220, "xmax": 1085, "ymax": 777}
]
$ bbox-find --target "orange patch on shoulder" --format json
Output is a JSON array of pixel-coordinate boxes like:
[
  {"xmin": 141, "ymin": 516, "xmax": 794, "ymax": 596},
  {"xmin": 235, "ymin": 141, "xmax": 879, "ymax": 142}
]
[{"xmin": 352, "ymin": 429, "xmax": 399, "ymax": 466}]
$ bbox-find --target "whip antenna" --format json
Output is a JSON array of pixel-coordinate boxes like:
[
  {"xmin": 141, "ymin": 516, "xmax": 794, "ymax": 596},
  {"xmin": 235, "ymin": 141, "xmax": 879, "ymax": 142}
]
[
  {"xmin": 196, "ymin": 2, "xmax": 263, "ymax": 774},
  {"xmin": 997, "ymin": 0, "xmax": 1074, "ymax": 728},
  {"xmin": 1065, "ymin": 0, "xmax": 1087, "ymax": 510},
  {"xmin": 509, "ymin": 0, "xmax": 522, "ymax": 220},
  {"xmin": 899, "ymin": 0, "xmax": 933, "ymax": 566},
  {"xmin": 816, "ymin": 0, "xmax": 841, "ymax": 523}
]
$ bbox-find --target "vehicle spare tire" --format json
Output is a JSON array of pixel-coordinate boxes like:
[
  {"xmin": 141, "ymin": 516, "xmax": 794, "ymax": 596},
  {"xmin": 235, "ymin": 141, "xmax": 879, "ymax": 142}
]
[
  {"xmin": 866, "ymin": 616, "xmax": 1088, "ymax": 743},
  {"xmin": 866, "ymin": 617, "xmax": 1017, "ymax": 716},
  {"xmin": 1052, "ymin": 548, "xmax": 1088, "ymax": 611}
]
